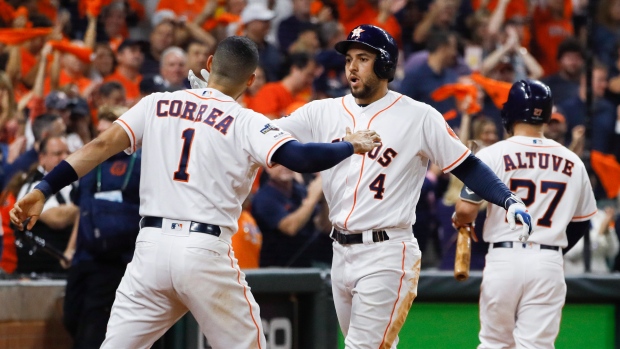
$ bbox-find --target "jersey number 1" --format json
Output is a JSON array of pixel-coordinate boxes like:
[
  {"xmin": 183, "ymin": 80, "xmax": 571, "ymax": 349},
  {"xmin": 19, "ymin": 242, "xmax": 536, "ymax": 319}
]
[{"xmin": 173, "ymin": 128, "xmax": 195, "ymax": 182}]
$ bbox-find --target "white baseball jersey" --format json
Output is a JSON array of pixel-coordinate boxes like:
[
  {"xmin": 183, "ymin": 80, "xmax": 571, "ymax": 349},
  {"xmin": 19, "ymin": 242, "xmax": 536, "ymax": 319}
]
[
  {"xmin": 114, "ymin": 88, "xmax": 294, "ymax": 238},
  {"xmin": 277, "ymin": 90, "xmax": 471, "ymax": 232},
  {"xmin": 467, "ymin": 136, "xmax": 597, "ymax": 246}
]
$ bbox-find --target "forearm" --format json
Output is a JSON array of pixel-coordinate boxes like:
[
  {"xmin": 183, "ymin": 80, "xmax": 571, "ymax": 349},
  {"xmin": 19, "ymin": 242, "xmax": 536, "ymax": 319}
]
[
  {"xmin": 65, "ymin": 215, "xmax": 79, "ymax": 253},
  {"xmin": 278, "ymin": 198, "xmax": 319, "ymax": 236},
  {"xmin": 39, "ymin": 204, "xmax": 78, "ymax": 229},
  {"xmin": 521, "ymin": 50, "xmax": 544, "ymax": 79},
  {"xmin": 32, "ymin": 50, "xmax": 48, "ymax": 97},
  {"xmin": 272, "ymin": 140, "xmax": 354, "ymax": 173},
  {"xmin": 451, "ymin": 154, "xmax": 513, "ymax": 209},
  {"xmin": 481, "ymin": 45, "xmax": 511, "ymax": 75},
  {"xmin": 488, "ymin": 0, "xmax": 509, "ymax": 36},
  {"xmin": 50, "ymin": 51, "xmax": 61, "ymax": 91},
  {"xmin": 413, "ymin": 12, "xmax": 437, "ymax": 44},
  {"xmin": 84, "ymin": 16, "xmax": 97, "ymax": 49},
  {"xmin": 184, "ymin": 22, "xmax": 216, "ymax": 48},
  {"xmin": 35, "ymin": 124, "xmax": 131, "ymax": 198},
  {"xmin": 6, "ymin": 46, "xmax": 21, "ymax": 83}
]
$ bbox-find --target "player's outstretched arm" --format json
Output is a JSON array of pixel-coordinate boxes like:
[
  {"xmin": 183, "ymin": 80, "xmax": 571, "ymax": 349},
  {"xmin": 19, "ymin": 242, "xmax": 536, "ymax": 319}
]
[
  {"xmin": 10, "ymin": 124, "xmax": 131, "ymax": 230},
  {"xmin": 451, "ymin": 154, "xmax": 533, "ymax": 241},
  {"xmin": 272, "ymin": 128, "xmax": 381, "ymax": 173}
]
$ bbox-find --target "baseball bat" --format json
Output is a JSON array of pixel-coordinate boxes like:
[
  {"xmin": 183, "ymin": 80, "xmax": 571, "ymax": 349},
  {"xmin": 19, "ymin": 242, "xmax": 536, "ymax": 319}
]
[{"xmin": 454, "ymin": 227, "xmax": 471, "ymax": 281}]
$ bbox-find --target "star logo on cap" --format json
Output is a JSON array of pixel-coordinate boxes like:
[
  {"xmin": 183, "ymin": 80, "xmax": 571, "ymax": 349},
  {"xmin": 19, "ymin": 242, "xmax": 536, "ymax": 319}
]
[{"xmin": 351, "ymin": 27, "xmax": 365, "ymax": 39}]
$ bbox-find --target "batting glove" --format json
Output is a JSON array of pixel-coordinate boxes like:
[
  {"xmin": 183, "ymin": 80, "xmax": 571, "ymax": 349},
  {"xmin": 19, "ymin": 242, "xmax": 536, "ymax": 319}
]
[
  {"xmin": 505, "ymin": 195, "xmax": 533, "ymax": 242},
  {"xmin": 188, "ymin": 69, "xmax": 209, "ymax": 89}
]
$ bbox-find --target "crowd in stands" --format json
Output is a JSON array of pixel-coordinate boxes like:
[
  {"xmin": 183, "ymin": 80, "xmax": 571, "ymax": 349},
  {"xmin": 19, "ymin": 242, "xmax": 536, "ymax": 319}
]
[{"xmin": 0, "ymin": 0, "xmax": 619, "ymax": 277}]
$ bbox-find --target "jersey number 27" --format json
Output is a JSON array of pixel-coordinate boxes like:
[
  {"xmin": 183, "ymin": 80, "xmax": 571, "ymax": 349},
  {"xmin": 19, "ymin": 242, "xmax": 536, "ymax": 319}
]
[{"xmin": 510, "ymin": 179, "xmax": 566, "ymax": 227}]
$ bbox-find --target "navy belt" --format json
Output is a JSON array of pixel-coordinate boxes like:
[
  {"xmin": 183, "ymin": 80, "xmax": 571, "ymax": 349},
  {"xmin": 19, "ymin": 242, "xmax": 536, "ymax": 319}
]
[
  {"xmin": 140, "ymin": 216, "xmax": 221, "ymax": 237},
  {"xmin": 332, "ymin": 230, "xmax": 389, "ymax": 245},
  {"xmin": 492, "ymin": 241, "xmax": 559, "ymax": 251}
]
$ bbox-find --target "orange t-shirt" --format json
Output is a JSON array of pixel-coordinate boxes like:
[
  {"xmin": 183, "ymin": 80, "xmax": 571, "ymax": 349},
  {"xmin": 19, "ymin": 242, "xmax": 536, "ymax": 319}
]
[
  {"xmin": 157, "ymin": 0, "xmax": 208, "ymax": 22},
  {"xmin": 335, "ymin": 0, "xmax": 401, "ymax": 46},
  {"xmin": 249, "ymin": 82, "xmax": 296, "ymax": 119},
  {"xmin": 104, "ymin": 68, "xmax": 142, "ymax": 102},
  {"xmin": 532, "ymin": 3, "xmax": 573, "ymax": 76},
  {"xmin": 44, "ymin": 70, "xmax": 93, "ymax": 96},
  {"xmin": 231, "ymin": 210, "xmax": 262, "ymax": 269},
  {"xmin": 0, "ymin": 193, "xmax": 17, "ymax": 274}
]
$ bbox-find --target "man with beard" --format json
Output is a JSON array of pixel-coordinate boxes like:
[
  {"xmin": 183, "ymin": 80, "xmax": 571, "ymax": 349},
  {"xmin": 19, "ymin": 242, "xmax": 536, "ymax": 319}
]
[
  {"xmin": 191, "ymin": 24, "xmax": 533, "ymax": 348},
  {"xmin": 542, "ymin": 38, "xmax": 585, "ymax": 105}
]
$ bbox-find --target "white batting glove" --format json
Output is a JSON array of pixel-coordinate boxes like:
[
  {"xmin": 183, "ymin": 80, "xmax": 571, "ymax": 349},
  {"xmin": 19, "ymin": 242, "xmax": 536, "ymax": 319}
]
[
  {"xmin": 188, "ymin": 69, "xmax": 209, "ymax": 89},
  {"xmin": 505, "ymin": 195, "xmax": 533, "ymax": 242}
]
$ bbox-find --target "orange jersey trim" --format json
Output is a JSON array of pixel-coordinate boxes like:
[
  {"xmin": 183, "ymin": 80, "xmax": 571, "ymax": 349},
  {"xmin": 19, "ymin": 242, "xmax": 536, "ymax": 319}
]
[
  {"xmin": 442, "ymin": 149, "xmax": 471, "ymax": 172},
  {"xmin": 379, "ymin": 242, "xmax": 407, "ymax": 349},
  {"xmin": 343, "ymin": 155, "xmax": 366, "ymax": 229},
  {"xmin": 116, "ymin": 119, "xmax": 136, "ymax": 153},
  {"xmin": 183, "ymin": 90, "xmax": 235, "ymax": 102},
  {"xmin": 572, "ymin": 210, "xmax": 597, "ymax": 220},
  {"xmin": 366, "ymin": 95, "xmax": 403, "ymax": 128},
  {"xmin": 265, "ymin": 136, "xmax": 294, "ymax": 168},
  {"xmin": 341, "ymin": 97, "xmax": 356, "ymax": 129},
  {"xmin": 227, "ymin": 246, "xmax": 263, "ymax": 349}
]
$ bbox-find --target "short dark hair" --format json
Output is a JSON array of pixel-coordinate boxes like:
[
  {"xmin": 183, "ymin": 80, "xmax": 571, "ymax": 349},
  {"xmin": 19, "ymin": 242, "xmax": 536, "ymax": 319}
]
[
  {"xmin": 99, "ymin": 81, "xmax": 125, "ymax": 97},
  {"xmin": 39, "ymin": 136, "xmax": 61, "ymax": 154},
  {"xmin": 557, "ymin": 38, "xmax": 585, "ymax": 61},
  {"xmin": 32, "ymin": 113, "xmax": 61, "ymax": 142},
  {"xmin": 427, "ymin": 30, "xmax": 455, "ymax": 53},
  {"xmin": 286, "ymin": 53, "xmax": 313, "ymax": 73},
  {"xmin": 211, "ymin": 36, "xmax": 259, "ymax": 85}
]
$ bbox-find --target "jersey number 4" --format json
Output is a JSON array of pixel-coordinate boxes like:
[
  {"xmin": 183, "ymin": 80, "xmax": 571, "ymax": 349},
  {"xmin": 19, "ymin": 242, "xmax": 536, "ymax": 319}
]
[
  {"xmin": 510, "ymin": 179, "xmax": 566, "ymax": 227},
  {"xmin": 173, "ymin": 128, "xmax": 195, "ymax": 182}
]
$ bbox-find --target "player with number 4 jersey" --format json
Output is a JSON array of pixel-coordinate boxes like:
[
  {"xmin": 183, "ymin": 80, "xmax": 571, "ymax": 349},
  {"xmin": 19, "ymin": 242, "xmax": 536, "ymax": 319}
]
[{"xmin": 455, "ymin": 79, "xmax": 597, "ymax": 349}]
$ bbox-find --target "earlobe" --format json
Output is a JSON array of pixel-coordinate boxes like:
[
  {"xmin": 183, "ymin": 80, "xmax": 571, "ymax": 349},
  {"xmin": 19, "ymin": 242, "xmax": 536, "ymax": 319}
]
[
  {"xmin": 247, "ymin": 73, "xmax": 256, "ymax": 87},
  {"xmin": 206, "ymin": 55, "xmax": 213, "ymax": 73}
]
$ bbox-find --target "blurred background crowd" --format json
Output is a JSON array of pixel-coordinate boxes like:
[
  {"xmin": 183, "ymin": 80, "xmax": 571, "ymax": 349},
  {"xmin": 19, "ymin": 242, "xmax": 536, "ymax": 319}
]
[{"xmin": 0, "ymin": 0, "xmax": 618, "ymax": 281}]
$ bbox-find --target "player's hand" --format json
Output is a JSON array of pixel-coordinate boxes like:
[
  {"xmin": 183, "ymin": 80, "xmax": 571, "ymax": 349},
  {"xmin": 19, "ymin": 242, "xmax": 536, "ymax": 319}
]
[
  {"xmin": 505, "ymin": 196, "xmax": 533, "ymax": 242},
  {"xmin": 343, "ymin": 127, "xmax": 381, "ymax": 154},
  {"xmin": 9, "ymin": 190, "xmax": 46, "ymax": 231},
  {"xmin": 451, "ymin": 212, "xmax": 478, "ymax": 242},
  {"xmin": 188, "ymin": 69, "xmax": 209, "ymax": 89}
]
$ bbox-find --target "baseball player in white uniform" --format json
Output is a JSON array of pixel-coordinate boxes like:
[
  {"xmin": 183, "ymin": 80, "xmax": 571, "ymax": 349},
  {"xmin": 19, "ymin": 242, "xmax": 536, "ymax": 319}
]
[
  {"xmin": 9, "ymin": 36, "xmax": 381, "ymax": 349},
  {"xmin": 190, "ymin": 25, "xmax": 533, "ymax": 349},
  {"xmin": 454, "ymin": 79, "xmax": 597, "ymax": 349}
]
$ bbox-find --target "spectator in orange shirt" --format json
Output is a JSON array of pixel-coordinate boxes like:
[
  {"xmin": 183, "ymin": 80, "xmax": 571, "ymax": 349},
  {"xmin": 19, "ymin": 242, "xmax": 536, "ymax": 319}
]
[
  {"xmin": 531, "ymin": 0, "xmax": 573, "ymax": 76},
  {"xmin": 156, "ymin": 0, "xmax": 207, "ymax": 23},
  {"xmin": 250, "ymin": 53, "xmax": 317, "ymax": 119},
  {"xmin": 104, "ymin": 39, "xmax": 144, "ymax": 105},
  {"xmin": 231, "ymin": 197, "xmax": 263, "ymax": 269},
  {"xmin": 335, "ymin": 0, "xmax": 402, "ymax": 46},
  {"xmin": 44, "ymin": 43, "xmax": 95, "ymax": 97}
]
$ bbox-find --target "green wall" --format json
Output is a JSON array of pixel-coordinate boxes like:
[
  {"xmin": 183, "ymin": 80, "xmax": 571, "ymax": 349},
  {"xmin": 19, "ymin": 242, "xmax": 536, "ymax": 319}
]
[{"xmin": 339, "ymin": 303, "xmax": 616, "ymax": 348}]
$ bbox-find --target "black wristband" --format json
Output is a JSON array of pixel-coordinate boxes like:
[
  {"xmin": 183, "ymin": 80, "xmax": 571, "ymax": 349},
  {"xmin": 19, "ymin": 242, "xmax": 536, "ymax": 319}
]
[
  {"xmin": 34, "ymin": 180, "xmax": 53, "ymax": 200},
  {"xmin": 39, "ymin": 160, "xmax": 79, "ymax": 197}
]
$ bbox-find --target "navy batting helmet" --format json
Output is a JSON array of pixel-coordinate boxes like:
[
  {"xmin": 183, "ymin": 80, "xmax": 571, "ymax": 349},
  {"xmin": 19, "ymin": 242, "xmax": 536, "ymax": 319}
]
[
  {"xmin": 501, "ymin": 79, "xmax": 553, "ymax": 134},
  {"xmin": 334, "ymin": 24, "xmax": 398, "ymax": 82}
]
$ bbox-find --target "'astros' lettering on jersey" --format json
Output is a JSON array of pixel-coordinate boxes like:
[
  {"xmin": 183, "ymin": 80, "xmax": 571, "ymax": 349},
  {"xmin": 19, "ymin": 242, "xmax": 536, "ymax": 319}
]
[
  {"xmin": 114, "ymin": 88, "xmax": 294, "ymax": 238},
  {"xmin": 465, "ymin": 136, "xmax": 597, "ymax": 247},
  {"xmin": 277, "ymin": 90, "xmax": 470, "ymax": 232}
]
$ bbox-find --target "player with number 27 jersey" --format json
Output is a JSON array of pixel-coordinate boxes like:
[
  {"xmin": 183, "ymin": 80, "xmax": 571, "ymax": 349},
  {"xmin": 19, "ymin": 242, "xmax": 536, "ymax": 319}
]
[{"xmin": 470, "ymin": 136, "xmax": 597, "ymax": 246}]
